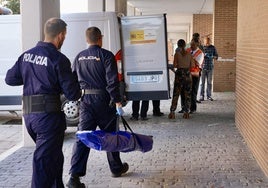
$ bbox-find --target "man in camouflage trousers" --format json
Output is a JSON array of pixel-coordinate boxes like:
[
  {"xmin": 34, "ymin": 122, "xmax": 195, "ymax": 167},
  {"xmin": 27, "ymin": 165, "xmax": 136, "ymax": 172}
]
[{"xmin": 168, "ymin": 39, "xmax": 195, "ymax": 119}]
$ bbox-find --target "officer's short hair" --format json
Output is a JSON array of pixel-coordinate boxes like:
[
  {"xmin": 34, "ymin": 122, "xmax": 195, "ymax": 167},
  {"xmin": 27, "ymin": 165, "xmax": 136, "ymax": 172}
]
[
  {"xmin": 192, "ymin": 33, "xmax": 200, "ymax": 39},
  {"xmin": 86, "ymin": 27, "xmax": 102, "ymax": 43},
  {"xmin": 44, "ymin": 18, "xmax": 67, "ymax": 38}
]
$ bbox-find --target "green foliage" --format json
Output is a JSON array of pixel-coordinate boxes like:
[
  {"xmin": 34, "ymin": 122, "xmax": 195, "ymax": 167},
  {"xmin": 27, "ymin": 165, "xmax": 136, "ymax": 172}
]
[{"xmin": 2, "ymin": 0, "xmax": 20, "ymax": 14}]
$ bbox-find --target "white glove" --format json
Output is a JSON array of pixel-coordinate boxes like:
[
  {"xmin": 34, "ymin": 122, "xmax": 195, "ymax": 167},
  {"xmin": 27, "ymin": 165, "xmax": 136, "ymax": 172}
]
[
  {"xmin": 116, "ymin": 106, "xmax": 124, "ymax": 116},
  {"xmin": 116, "ymin": 103, "xmax": 124, "ymax": 116}
]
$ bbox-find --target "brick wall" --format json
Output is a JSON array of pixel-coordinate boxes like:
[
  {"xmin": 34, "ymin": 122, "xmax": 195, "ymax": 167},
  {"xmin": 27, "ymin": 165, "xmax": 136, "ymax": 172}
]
[
  {"xmin": 214, "ymin": 0, "xmax": 237, "ymax": 59},
  {"xmin": 193, "ymin": 14, "xmax": 213, "ymax": 40},
  {"xmin": 213, "ymin": 0, "xmax": 237, "ymax": 92},
  {"xmin": 236, "ymin": 0, "xmax": 268, "ymax": 177},
  {"xmin": 167, "ymin": 40, "xmax": 174, "ymax": 63},
  {"xmin": 214, "ymin": 62, "xmax": 236, "ymax": 91}
]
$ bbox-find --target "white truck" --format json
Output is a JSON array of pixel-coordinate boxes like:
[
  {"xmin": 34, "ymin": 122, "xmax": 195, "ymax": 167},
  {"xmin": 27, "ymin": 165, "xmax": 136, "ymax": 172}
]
[
  {"xmin": 0, "ymin": 12, "xmax": 170, "ymax": 125},
  {"xmin": 0, "ymin": 15, "xmax": 22, "ymax": 111}
]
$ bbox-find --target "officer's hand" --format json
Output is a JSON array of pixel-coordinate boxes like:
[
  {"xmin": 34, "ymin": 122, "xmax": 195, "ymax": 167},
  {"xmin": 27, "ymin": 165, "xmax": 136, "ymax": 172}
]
[{"xmin": 116, "ymin": 103, "xmax": 124, "ymax": 116}]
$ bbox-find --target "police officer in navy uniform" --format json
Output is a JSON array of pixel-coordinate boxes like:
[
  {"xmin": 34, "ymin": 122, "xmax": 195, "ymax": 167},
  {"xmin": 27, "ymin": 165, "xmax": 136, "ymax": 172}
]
[
  {"xmin": 67, "ymin": 27, "xmax": 128, "ymax": 188},
  {"xmin": 5, "ymin": 18, "xmax": 81, "ymax": 188}
]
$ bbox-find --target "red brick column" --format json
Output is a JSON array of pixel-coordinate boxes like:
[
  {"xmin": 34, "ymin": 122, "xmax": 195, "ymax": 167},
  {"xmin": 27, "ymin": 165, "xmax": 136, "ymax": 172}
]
[
  {"xmin": 213, "ymin": 0, "xmax": 237, "ymax": 92},
  {"xmin": 193, "ymin": 14, "xmax": 213, "ymax": 40}
]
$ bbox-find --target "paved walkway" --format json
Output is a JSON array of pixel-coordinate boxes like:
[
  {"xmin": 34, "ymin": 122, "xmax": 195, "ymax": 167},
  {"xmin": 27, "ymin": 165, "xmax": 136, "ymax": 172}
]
[{"xmin": 0, "ymin": 92, "xmax": 268, "ymax": 188}]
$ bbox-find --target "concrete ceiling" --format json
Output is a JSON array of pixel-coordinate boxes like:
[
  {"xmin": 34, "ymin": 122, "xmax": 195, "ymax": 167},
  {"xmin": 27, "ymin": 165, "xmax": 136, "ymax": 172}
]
[
  {"xmin": 127, "ymin": 0, "xmax": 215, "ymax": 43},
  {"xmin": 127, "ymin": 0, "xmax": 214, "ymax": 15}
]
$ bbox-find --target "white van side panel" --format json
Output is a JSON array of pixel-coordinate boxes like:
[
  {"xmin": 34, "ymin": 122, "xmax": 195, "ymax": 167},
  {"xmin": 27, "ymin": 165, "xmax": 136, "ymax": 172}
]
[
  {"xmin": 0, "ymin": 15, "xmax": 22, "ymax": 96},
  {"xmin": 61, "ymin": 12, "xmax": 121, "ymax": 63},
  {"xmin": 0, "ymin": 15, "xmax": 22, "ymax": 110},
  {"xmin": 0, "ymin": 12, "xmax": 121, "ymax": 110}
]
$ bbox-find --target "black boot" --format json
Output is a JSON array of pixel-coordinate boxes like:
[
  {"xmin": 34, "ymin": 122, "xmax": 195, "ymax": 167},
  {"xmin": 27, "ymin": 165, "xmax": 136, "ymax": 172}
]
[
  {"xmin": 66, "ymin": 175, "xmax": 85, "ymax": 188},
  {"xmin": 153, "ymin": 109, "xmax": 164, "ymax": 116},
  {"xmin": 111, "ymin": 163, "xmax": 129, "ymax": 177}
]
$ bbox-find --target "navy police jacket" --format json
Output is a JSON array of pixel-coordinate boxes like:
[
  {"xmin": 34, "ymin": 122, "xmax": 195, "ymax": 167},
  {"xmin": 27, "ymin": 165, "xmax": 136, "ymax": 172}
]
[
  {"xmin": 72, "ymin": 45, "xmax": 121, "ymax": 103},
  {"xmin": 5, "ymin": 41, "xmax": 81, "ymax": 101}
]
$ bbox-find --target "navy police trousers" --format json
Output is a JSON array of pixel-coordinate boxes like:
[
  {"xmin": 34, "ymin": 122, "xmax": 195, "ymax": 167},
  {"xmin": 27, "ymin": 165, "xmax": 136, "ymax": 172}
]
[
  {"xmin": 24, "ymin": 112, "xmax": 66, "ymax": 188},
  {"xmin": 69, "ymin": 94, "xmax": 124, "ymax": 177}
]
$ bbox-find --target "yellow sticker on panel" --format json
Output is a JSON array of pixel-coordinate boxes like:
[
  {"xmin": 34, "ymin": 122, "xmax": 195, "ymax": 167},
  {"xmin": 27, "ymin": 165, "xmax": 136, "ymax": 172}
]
[{"xmin": 130, "ymin": 30, "xmax": 157, "ymax": 44}]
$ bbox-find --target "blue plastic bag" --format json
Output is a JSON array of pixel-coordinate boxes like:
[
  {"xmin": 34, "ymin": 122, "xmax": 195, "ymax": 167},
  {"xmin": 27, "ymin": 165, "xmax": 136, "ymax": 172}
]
[{"xmin": 76, "ymin": 117, "xmax": 153, "ymax": 153}]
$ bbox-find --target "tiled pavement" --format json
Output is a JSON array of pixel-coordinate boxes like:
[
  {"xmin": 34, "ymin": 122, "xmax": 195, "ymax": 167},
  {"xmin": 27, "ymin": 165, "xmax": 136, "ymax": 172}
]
[{"xmin": 0, "ymin": 92, "xmax": 268, "ymax": 188}]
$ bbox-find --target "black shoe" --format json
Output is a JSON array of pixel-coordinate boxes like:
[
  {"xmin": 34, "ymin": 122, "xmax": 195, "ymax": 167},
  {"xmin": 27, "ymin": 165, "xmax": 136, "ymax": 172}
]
[
  {"xmin": 207, "ymin": 97, "xmax": 214, "ymax": 101},
  {"xmin": 153, "ymin": 112, "xmax": 164, "ymax": 116},
  {"xmin": 196, "ymin": 100, "xmax": 201, "ymax": 103},
  {"xmin": 66, "ymin": 176, "xmax": 85, "ymax": 188},
  {"xmin": 130, "ymin": 116, "xmax": 138, "ymax": 121},
  {"xmin": 141, "ymin": 117, "xmax": 149, "ymax": 121},
  {"xmin": 190, "ymin": 110, "xmax": 196, "ymax": 114},
  {"xmin": 178, "ymin": 110, "xmax": 184, "ymax": 113},
  {"xmin": 111, "ymin": 163, "xmax": 129, "ymax": 178}
]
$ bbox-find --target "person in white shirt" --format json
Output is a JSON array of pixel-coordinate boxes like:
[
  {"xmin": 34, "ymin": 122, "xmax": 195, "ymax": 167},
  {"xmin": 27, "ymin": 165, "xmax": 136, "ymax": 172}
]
[{"xmin": 189, "ymin": 38, "xmax": 204, "ymax": 112}]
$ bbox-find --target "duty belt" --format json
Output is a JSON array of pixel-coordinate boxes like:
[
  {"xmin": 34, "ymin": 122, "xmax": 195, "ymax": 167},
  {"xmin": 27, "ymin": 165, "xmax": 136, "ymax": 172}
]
[
  {"xmin": 22, "ymin": 94, "xmax": 61, "ymax": 114},
  {"xmin": 83, "ymin": 89, "xmax": 106, "ymax": 95}
]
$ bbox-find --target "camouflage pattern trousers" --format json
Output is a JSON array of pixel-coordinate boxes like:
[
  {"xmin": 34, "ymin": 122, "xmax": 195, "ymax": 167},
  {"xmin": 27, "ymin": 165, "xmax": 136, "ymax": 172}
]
[{"xmin": 170, "ymin": 69, "xmax": 192, "ymax": 113}]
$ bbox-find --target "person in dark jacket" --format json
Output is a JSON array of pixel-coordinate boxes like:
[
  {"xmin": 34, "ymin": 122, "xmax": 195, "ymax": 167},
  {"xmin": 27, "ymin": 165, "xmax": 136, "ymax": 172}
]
[
  {"xmin": 5, "ymin": 18, "xmax": 81, "ymax": 188},
  {"xmin": 67, "ymin": 27, "xmax": 128, "ymax": 188}
]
